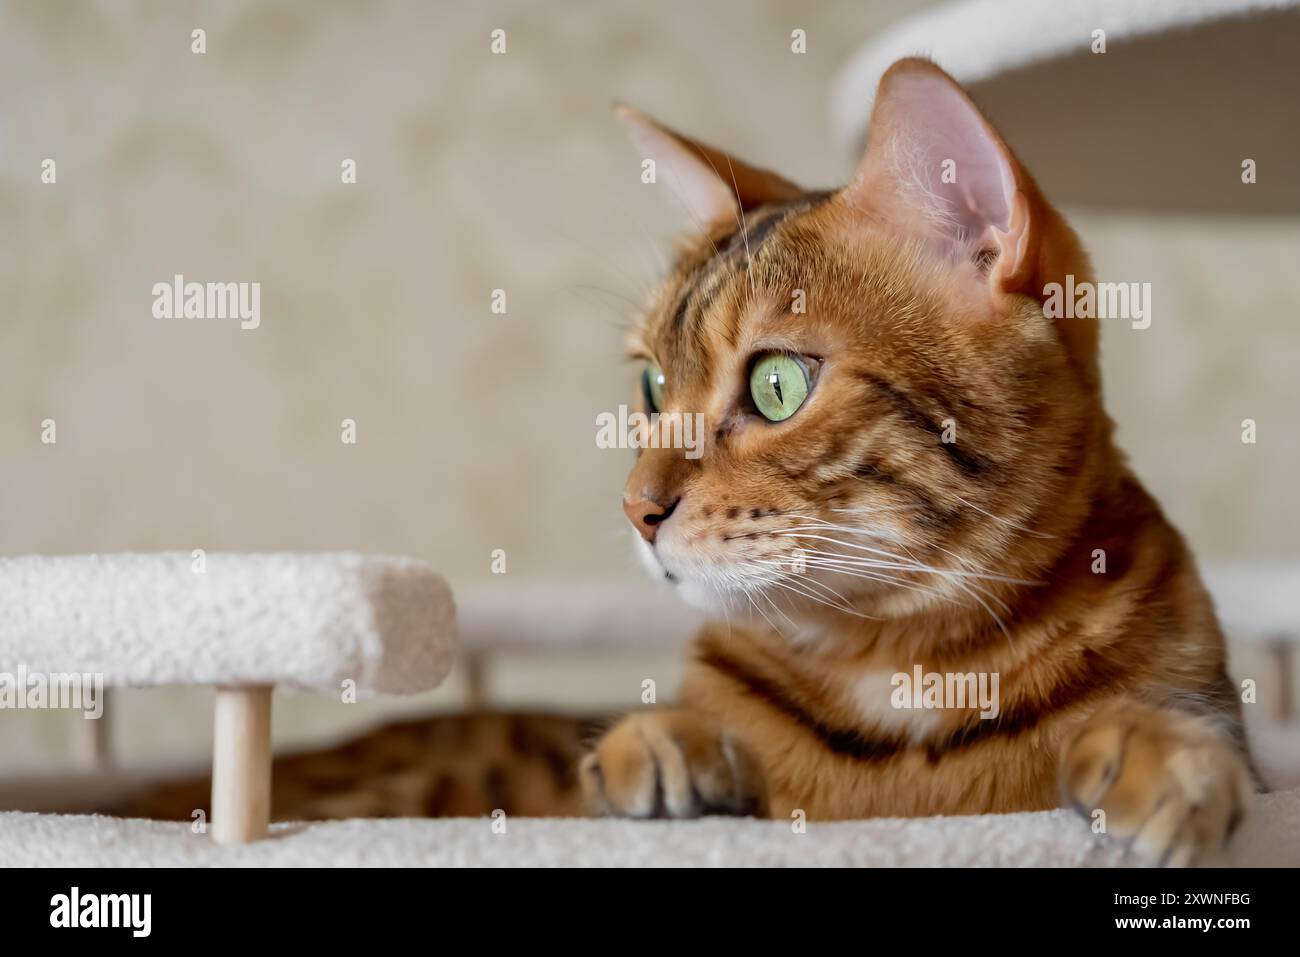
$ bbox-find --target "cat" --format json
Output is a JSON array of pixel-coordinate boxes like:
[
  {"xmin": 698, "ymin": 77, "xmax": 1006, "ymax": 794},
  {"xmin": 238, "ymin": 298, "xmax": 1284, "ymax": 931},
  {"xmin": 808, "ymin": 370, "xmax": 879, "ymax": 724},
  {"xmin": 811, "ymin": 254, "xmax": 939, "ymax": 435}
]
[
  {"xmin": 577, "ymin": 57, "xmax": 1254, "ymax": 866},
  {"xmin": 122, "ymin": 59, "xmax": 1252, "ymax": 866}
]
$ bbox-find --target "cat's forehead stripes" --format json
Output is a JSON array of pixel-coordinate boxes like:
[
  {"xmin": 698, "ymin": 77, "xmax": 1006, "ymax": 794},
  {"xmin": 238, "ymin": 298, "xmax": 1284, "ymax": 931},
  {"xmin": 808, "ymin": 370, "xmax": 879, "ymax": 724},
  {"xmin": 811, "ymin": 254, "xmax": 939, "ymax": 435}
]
[
  {"xmin": 704, "ymin": 189, "xmax": 835, "ymax": 291},
  {"xmin": 653, "ymin": 190, "xmax": 835, "ymax": 371}
]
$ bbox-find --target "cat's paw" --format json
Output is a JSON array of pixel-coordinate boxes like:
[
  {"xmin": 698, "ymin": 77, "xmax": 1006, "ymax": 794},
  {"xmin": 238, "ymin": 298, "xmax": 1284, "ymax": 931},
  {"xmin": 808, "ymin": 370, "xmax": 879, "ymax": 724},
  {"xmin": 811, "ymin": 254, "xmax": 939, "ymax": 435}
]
[
  {"xmin": 1060, "ymin": 702, "xmax": 1253, "ymax": 867},
  {"xmin": 580, "ymin": 711, "xmax": 767, "ymax": 819}
]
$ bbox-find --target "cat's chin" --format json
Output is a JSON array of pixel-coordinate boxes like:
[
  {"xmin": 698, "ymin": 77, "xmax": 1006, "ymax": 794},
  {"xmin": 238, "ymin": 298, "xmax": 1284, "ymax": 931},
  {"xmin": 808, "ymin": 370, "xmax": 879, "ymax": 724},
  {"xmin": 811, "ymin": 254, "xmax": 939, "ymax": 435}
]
[
  {"xmin": 671, "ymin": 576, "xmax": 847, "ymax": 639},
  {"xmin": 633, "ymin": 535, "xmax": 742, "ymax": 613},
  {"xmin": 673, "ymin": 579, "xmax": 735, "ymax": 615}
]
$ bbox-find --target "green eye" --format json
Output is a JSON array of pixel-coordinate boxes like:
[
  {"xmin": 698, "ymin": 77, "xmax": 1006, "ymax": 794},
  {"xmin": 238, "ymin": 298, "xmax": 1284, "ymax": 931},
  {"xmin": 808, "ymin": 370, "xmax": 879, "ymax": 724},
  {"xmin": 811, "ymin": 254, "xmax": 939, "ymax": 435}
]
[
  {"xmin": 749, "ymin": 353, "xmax": 810, "ymax": 422},
  {"xmin": 642, "ymin": 361, "xmax": 665, "ymax": 412}
]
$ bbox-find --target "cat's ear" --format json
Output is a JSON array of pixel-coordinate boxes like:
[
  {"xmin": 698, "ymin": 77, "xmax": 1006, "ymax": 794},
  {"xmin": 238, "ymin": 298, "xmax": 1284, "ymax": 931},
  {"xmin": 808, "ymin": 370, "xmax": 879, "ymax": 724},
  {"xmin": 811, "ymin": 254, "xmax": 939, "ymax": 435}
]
[
  {"xmin": 845, "ymin": 58, "xmax": 1040, "ymax": 294},
  {"xmin": 614, "ymin": 104, "xmax": 803, "ymax": 225},
  {"xmin": 846, "ymin": 58, "xmax": 1099, "ymax": 385}
]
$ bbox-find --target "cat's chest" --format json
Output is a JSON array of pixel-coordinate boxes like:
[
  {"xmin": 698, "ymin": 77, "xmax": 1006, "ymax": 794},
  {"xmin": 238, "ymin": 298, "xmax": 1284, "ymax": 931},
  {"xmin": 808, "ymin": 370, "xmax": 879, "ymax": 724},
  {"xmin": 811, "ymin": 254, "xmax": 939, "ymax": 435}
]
[{"xmin": 845, "ymin": 666, "xmax": 949, "ymax": 742}]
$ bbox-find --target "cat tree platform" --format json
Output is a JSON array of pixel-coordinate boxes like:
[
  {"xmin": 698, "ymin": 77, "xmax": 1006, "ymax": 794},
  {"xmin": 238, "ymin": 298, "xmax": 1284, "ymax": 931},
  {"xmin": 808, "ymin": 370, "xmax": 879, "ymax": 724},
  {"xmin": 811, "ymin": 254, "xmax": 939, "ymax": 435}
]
[
  {"xmin": 2, "ymin": 789, "xmax": 1298, "ymax": 866},
  {"xmin": 0, "ymin": 552, "xmax": 457, "ymax": 844}
]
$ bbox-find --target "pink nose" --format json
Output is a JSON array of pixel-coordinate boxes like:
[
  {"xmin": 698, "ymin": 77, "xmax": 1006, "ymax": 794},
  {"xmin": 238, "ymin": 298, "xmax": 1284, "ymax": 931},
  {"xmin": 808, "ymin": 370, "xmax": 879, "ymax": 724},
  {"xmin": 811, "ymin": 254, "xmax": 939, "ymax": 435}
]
[{"xmin": 623, "ymin": 494, "xmax": 680, "ymax": 543}]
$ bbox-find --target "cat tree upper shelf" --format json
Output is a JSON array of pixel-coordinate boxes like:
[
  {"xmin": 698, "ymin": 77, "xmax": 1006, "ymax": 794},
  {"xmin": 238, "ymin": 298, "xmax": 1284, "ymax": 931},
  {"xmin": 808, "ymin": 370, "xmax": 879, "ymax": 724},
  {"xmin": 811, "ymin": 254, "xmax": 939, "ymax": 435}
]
[{"xmin": 832, "ymin": 0, "xmax": 1300, "ymax": 216}]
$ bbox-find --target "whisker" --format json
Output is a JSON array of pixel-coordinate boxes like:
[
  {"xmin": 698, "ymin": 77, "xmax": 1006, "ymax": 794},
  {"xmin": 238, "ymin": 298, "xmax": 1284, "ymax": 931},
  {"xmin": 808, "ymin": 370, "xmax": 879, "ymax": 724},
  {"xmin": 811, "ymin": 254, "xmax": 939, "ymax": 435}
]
[
  {"xmin": 739, "ymin": 563, "xmax": 877, "ymax": 620},
  {"xmin": 659, "ymin": 169, "xmax": 724, "ymax": 261},
  {"xmin": 743, "ymin": 588, "xmax": 781, "ymax": 635},
  {"xmin": 775, "ymin": 532, "xmax": 1037, "ymax": 586},
  {"xmin": 722, "ymin": 156, "xmax": 757, "ymax": 299},
  {"xmin": 560, "ymin": 285, "xmax": 638, "ymax": 332},
  {"xmin": 755, "ymin": 586, "xmax": 799, "ymax": 631},
  {"xmin": 789, "ymin": 548, "xmax": 1015, "ymax": 610},
  {"xmin": 951, "ymin": 493, "xmax": 1055, "ymax": 540},
  {"xmin": 758, "ymin": 554, "xmax": 958, "ymax": 605},
  {"xmin": 613, "ymin": 197, "xmax": 670, "ymax": 275}
]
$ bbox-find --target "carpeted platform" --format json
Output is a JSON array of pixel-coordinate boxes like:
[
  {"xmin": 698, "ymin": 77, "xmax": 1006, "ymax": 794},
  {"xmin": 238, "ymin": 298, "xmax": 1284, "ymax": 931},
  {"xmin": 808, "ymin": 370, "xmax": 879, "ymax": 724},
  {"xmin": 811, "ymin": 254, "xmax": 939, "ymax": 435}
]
[{"xmin": 3, "ymin": 788, "xmax": 1298, "ymax": 867}]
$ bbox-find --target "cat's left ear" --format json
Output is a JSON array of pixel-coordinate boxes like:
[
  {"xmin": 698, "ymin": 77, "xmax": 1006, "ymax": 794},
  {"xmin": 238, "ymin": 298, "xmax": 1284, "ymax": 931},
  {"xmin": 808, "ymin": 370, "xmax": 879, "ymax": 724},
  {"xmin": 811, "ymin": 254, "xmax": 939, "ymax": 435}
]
[
  {"xmin": 845, "ymin": 58, "xmax": 1044, "ymax": 295},
  {"xmin": 614, "ymin": 104, "xmax": 803, "ymax": 225},
  {"xmin": 847, "ymin": 59, "xmax": 1099, "ymax": 386}
]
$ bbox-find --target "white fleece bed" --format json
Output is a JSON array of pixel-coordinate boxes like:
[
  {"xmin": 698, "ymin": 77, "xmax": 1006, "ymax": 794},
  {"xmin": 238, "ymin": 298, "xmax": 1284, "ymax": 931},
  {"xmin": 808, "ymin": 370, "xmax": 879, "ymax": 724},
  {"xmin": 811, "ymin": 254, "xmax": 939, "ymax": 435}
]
[{"xmin": 3, "ymin": 788, "xmax": 1298, "ymax": 867}]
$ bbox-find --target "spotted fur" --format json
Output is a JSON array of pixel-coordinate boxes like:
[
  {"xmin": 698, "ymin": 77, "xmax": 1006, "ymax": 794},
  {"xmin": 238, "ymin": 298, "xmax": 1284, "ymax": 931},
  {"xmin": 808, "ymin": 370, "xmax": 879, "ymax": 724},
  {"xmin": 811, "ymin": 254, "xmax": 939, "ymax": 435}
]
[{"xmin": 118, "ymin": 711, "xmax": 600, "ymax": 822}]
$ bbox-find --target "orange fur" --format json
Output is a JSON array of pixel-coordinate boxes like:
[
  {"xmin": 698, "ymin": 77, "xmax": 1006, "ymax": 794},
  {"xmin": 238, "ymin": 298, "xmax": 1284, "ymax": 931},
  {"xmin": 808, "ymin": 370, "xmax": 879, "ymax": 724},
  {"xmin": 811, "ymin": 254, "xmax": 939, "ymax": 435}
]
[{"xmin": 582, "ymin": 59, "xmax": 1252, "ymax": 865}]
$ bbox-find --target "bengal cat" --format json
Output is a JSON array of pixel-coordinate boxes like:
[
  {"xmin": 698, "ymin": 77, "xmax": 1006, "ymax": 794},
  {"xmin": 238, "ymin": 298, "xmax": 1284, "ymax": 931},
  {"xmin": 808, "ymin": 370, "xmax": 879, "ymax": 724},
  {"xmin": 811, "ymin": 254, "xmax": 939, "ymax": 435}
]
[{"xmin": 123, "ymin": 59, "xmax": 1253, "ymax": 866}]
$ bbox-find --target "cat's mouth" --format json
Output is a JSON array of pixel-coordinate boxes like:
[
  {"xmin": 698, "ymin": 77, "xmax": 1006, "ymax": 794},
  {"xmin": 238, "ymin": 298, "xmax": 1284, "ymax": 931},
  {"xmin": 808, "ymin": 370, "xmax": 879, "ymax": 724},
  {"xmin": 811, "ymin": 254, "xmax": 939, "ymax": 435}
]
[
  {"xmin": 635, "ymin": 536, "xmax": 680, "ymax": 586},
  {"xmin": 637, "ymin": 536, "xmax": 726, "ymax": 614},
  {"xmin": 634, "ymin": 531, "xmax": 818, "ymax": 616}
]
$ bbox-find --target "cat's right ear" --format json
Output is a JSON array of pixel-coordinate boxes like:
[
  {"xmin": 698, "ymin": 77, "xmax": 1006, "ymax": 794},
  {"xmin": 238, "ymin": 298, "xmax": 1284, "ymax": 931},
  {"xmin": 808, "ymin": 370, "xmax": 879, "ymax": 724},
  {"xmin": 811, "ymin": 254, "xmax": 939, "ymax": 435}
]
[{"xmin": 614, "ymin": 104, "xmax": 802, "ymax": 226}]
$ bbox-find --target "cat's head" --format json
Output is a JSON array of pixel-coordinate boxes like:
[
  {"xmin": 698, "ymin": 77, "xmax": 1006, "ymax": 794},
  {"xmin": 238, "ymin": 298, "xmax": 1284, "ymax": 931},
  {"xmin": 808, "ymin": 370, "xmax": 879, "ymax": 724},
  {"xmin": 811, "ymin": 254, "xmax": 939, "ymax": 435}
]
[{"xmin": 618, "ymin": 59, "xmax": 1109, "ymax": 631}]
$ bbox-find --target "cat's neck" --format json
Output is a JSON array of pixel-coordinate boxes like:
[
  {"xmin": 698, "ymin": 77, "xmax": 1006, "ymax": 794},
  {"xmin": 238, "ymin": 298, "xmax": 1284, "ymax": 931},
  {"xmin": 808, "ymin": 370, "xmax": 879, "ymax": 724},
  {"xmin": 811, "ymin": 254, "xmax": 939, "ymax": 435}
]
[{"xmin": 751, "ymin": 436, "xmax": 1147, "ymax": 666}]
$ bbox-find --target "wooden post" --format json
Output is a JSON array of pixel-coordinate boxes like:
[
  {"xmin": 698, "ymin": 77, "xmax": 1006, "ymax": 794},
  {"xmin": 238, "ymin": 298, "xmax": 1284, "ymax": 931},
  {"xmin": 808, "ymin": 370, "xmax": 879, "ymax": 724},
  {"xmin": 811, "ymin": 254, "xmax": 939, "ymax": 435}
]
[
  {"xmin": 210, "ymin": 686, "xmax": 272, "ymax": 844},
  {"xmin": 1270, "ymin": 638, "xmax": 1295, "ymax": 722},
  {"xmin": 76, "ymin": 687, "xmax": 114, "ymax": 771},
  {"xmin": 464, "ymin": 652, "xmax": 489, "ymax": 710}
]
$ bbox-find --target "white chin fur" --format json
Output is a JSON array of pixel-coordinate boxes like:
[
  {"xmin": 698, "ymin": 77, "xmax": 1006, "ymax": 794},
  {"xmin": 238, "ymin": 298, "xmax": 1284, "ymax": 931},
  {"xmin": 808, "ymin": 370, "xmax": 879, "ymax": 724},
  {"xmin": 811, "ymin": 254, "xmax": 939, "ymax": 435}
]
[
  {"xmin": 632, "ymin": 535, "xmax": 664, "ymax": 579},
  {"xmin": 632, "ymin": 536, "xmax": 755, "ymax": 616},
  {"xmin": 674, "ymin": 579, "xmax": 734, "ymax": 614}
]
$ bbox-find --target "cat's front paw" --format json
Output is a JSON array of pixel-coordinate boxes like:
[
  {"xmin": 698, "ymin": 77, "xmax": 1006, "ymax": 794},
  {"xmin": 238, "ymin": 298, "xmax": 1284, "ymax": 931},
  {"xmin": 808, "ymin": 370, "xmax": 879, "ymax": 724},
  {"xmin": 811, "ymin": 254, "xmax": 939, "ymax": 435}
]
[
  {"xmin": 1060, "ymin": 702, "xmax": 1253, "ymax": 866},
  {"xmin": 580, "ymin": 711, "xmax": 767, "ymax": 819}
]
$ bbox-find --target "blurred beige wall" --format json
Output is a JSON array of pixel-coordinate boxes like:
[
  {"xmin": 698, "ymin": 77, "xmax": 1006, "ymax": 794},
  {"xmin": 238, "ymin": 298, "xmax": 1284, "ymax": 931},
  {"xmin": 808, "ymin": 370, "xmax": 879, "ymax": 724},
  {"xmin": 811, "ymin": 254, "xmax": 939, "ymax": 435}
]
[
  {"xmin": 1, "ymin": 1, "xmax": 1297, "ymax": 771},
  {"xmin": 1, "ymin": 0, "xmax": 940, "ymax": 586},
  {"xmin": 4, "ymin": 0, "xmax": 1296, "ymax": 574}
]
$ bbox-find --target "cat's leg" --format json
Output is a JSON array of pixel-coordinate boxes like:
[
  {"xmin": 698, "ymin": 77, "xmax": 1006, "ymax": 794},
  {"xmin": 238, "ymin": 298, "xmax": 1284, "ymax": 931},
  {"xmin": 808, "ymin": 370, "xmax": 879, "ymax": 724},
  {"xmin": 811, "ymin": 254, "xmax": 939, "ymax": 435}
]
[
  {"xmin": 580, "ymin": 710, "xmax": 767, "ymax": 819},
  {"xmin": 1059, "ymin": 699, "xmax": 1254, "ymax": 866}
]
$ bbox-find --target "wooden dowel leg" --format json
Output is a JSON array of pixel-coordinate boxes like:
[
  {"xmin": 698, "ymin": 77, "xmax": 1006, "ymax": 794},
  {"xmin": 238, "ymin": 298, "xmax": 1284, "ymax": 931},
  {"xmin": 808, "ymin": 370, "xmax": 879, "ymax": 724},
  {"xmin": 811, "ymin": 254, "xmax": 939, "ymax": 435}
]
[
  {"xmin": 464, "ymin": 653, "xmax": 488, "ymax": 710},
  {"xmin": 1272, "ymin": 639, "xmax": 1295, "ymax": 722},
  {"xmin": 76, "ymin": 687, "xmax": 113, "ymax": 771},
  {"xmin": 211, "ymin": 686, "xmax": 272, "ymax": 845}
]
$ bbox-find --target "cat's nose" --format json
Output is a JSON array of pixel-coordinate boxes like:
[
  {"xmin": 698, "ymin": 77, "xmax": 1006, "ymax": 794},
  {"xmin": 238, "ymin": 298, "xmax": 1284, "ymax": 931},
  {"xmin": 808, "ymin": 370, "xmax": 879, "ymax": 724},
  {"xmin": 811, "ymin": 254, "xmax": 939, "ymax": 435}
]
[{"xmin": 623, "ymin": 493, "xmax": 680, "ymax": 544}]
